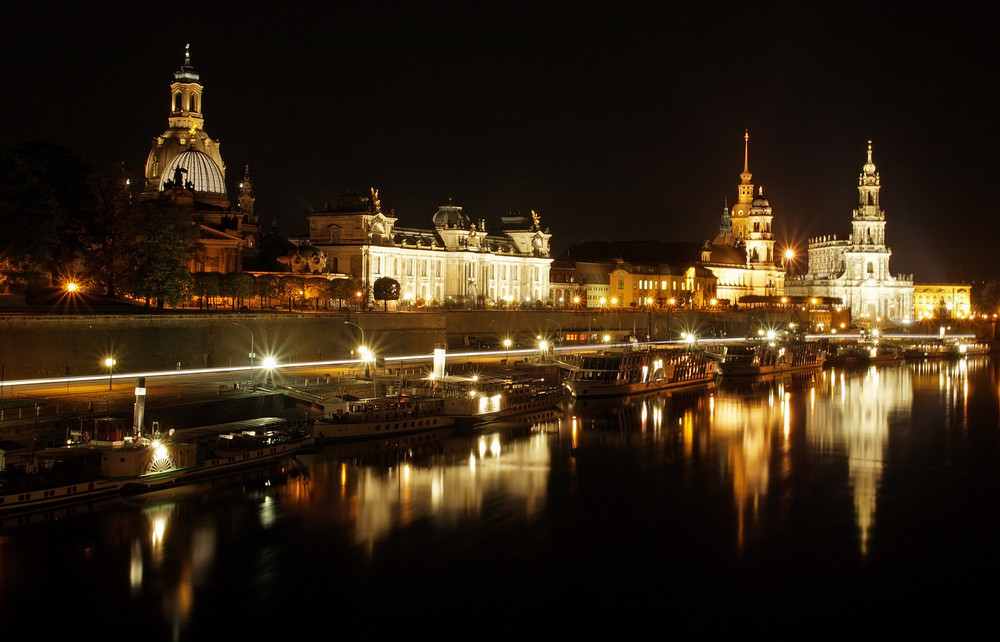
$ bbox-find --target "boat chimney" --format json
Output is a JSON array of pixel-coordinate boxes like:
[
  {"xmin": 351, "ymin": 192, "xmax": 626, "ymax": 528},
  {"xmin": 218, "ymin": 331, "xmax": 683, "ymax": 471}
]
[
  {"xmin": 433, "ymin": 343, "xmax": 446, "ymax": 379},
  {"xmin": 133, "ymin": 377, "xmax": 147, "ymax": 440}
]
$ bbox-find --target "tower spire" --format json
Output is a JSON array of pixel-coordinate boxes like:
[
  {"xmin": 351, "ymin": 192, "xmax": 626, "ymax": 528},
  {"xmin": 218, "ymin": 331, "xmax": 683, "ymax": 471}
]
[{"xmin": 743, "ymin": 130, "xmax": 750, "ymax": 173}]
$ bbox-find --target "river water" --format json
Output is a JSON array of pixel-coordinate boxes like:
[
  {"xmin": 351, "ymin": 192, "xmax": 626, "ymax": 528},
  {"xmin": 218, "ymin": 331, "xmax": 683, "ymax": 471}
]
[{"xmin": 2, "ymin": 357, "xmax": 998, "ymax": 639}]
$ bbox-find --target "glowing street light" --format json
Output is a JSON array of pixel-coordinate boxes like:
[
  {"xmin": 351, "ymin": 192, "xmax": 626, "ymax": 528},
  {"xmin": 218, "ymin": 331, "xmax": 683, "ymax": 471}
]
[
  {"xmin": 503, "ymin": 338, "xmax": 512, "ymax": 364},
  {"xmin": 261, "ymin": 355, "xmax": 277, "ymax": 385},
  {"xmin": 104, "ymin": 356, "xmax": 116, "ymax": 391}
]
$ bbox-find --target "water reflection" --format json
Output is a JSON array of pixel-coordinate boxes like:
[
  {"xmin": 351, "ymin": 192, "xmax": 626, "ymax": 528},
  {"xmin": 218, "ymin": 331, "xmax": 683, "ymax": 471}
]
[
  {"xmin": 295, "ymin": 421, "xmax": 558, "ymax": 552},
  {"xmin": 3, "ymin": 358, "xmax": 999, "ymax": 637}
]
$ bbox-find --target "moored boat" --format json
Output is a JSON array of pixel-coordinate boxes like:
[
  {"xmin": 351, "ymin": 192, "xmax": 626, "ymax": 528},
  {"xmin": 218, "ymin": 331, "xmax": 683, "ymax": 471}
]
[
  {"xmin": 564, "ymin": 346, "xmax": 717, "ymax": 398},
  {"xmin": 1, "ymin": 416, "xmax": 306, "ymax": 513},
  {"xmin": 312, "ymin": 395, "xmax": 455, "ymax": 443},
  {"xmin": 435, "ymin": 374, "xmax": 569, "ymax": 427},
  {"xmin": 904, "ymin": 337, "xmax": 990, "ymax": 359},
  {"xmin": 721, "ymin": 340, "xmax": 824, "ymax": 378},
  {"xmin": 824, "ymin": 341, "xmax": 903, "ymax": 368}
]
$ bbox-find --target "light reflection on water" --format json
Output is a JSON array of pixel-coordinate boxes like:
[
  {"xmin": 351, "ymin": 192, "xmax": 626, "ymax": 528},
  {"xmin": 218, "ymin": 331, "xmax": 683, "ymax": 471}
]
[{"xmin": 2, "ymin": 357, "xmax": 999, "ymax": 637}]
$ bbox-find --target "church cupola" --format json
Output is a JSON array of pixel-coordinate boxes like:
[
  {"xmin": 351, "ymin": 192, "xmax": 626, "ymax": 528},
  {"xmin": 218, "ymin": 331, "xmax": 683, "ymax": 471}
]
[{"xmin": 143, "ymin": 45, "xmax": 228, "ymax": 207}]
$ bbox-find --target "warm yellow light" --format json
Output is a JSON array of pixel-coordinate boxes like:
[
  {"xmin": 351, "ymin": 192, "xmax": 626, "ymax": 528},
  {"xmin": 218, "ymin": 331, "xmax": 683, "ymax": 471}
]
[
  {"xmin": 65, "ymin": 282, "xmax": 79, "ymax": 292},
  {"xmin": 785, "ymin": 249, "xmax": 794, "ymax": 259},
  {"xmin": 262, "ymin": 356, "xmax": 277, "ymax": 369}
]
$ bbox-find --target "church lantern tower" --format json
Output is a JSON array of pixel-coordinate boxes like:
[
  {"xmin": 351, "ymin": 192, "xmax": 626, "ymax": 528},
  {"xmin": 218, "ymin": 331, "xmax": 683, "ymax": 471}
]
[{"xmin": 143, "ymin": 45, "xmax": 229, "ymax": 208}]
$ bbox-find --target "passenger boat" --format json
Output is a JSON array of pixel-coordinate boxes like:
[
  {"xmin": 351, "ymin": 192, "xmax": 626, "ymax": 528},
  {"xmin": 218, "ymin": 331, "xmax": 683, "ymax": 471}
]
[
  {"xmin": 720, "ymin": 340, "xmax": 825, "ymax": 378},
  {"xmin": 564, "ymin": 346, "xmax": 717, "ymax": 398},
  {"xmin": 435, "ymin": 374, "xmax": 569, "ymax": 427},
  {"xmin": 1, "ymin": 416, "xmax": 307, "ymax": 513},
  {"xmin": 824, "ymin": 341, "xmax": 903, "ymax": 368},
  {"xmin": 312, "ymin": 395, "xmax": 455, "ymax": 443},
  {"xmin": 904, "ymin": 337, "xmax": 991, "ymax": 360}
]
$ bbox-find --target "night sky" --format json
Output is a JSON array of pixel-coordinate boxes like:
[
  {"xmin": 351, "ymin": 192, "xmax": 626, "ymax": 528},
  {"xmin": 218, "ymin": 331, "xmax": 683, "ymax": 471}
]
[{"xmin": 3, "ymin": 3, "xmax": 996, "ymax": 282}]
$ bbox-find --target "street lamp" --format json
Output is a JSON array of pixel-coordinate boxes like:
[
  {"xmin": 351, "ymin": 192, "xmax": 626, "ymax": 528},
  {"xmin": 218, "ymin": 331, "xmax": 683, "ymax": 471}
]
[
  {"xmin": 503, "ymin": 338, "xmax": 512, "ymax": 364},
  {"xmin": 231, "ymin": 322, "xmax": 256, "ymax": 383},
  {"xmin": 344, "ymin": 321, "xmax": 370, "ymax": 377},
  {"xmin": 104, "ymin": 356, "xmax": 116, "ymax": 391}
]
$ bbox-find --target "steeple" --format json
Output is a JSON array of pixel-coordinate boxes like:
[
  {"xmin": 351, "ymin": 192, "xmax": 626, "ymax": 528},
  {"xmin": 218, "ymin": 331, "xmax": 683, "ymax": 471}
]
[
  {"xmin": 717, "ymin": 199, "xmax": 732, "ymax": 239},
  {"xmin": 168, "ymin": 44, "xmax": 205, "ymax": 134},
  {"xmin": 729, "ymin": 130, "xmax": 756, "ymax": 242},
  {"xmin": 238, "ymin": 165, "xmax": 256, "ymax": 218},
  {"xmin": 740, "ymin": 130, "xmax": 752, "ymax": 185},
  {"xmin": 856, "ymin": 140, "xmax": 882, "ymax": 216}
]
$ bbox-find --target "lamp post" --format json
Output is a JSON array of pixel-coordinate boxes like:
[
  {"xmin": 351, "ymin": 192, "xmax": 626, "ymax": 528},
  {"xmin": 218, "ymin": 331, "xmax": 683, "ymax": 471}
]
[
  {"xmin": 344, "ymin": 321, "xmax": 369, "ymax": 378},
  {"xmin": 503, "ymin": 338, "xmax": 512, "ymax": 365},
  {"xmin": 104, "ymin": 356, "xmax": 116, "ymax": 391},
  {"xmin": 231, "ymin": 322, "xmax": 256, "ymax": 384}
]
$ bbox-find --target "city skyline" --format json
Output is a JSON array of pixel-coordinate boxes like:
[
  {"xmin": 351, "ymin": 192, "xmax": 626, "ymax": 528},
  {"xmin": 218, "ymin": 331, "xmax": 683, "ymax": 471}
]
[{"xmin": 3, "ymin": 4, "xmax": 994, "ymax": 282}]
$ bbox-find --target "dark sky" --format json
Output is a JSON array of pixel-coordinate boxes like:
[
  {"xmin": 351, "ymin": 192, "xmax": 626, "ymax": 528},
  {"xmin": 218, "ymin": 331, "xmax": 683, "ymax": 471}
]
[{"xmin": 3, "ymin": 3, "xmax": 996, "ymax": 282}]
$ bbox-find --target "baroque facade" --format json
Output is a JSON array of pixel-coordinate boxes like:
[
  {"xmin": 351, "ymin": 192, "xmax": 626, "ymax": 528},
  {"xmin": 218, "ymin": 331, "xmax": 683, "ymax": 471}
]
[
  {"xmin": 140, "ymin": 46, "xmax": 260, "ymax": 273},
  {"xmin": 786, "ymin": 142, "xmax": 913, "ymax": 322},
  {"xmin": 307, "ymin": 192, "xmax": 552, "ymax": 307}
]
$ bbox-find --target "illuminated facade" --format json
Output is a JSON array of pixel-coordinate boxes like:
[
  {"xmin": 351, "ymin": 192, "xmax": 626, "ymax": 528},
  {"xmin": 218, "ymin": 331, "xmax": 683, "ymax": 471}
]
[
  {"xmin": 703, "ymin": 132, "xmax": 785, "ymax": 303},
  {"xmin": 786, "ymin": 142, "xmax": 913, "ymax": 322},
  {"xmin": 140, "ymin": 46, "xmax": 260, "ymax": 273},
  {"xmin": 913, "ymin": 283, "xmax": 971, "ymax": 319},
  {"xmin": 307, "ymin": 193, "xmax": 552, "ymax": 307},
  {"xmin": 609, "ymin": 262, "xmax": 717, "ymax": 308}
]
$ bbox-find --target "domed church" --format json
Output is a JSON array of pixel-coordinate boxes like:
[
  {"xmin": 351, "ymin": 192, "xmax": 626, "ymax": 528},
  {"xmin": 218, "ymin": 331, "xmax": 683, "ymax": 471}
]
[{"xmin": 141, "ymin": 45, "xmax": 260, "ymax": 273}]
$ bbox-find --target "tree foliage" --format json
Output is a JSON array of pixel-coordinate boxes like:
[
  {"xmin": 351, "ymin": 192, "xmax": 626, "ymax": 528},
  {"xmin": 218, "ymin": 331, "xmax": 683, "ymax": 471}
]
[
  {"xmin": 0, "ymin": 143, "xmax": 95, "ymax": 291},
  {"xmin": 118, "ymin": 198, "xmax": 199, "ymax": 308},
  {"xmin": 222, "ymin": 272, "xmax": 255, "ymax": 309},
  {"xmin": 330, "ymin": 278, "xmax": 357, "ymax": 310},
  {"xmin": 974, "ymin": 280, "xmax": 1000, "ymax": 314},
  {"xmin": 373, "ymin": 277, "xmax": 400, "ymax": 311}
]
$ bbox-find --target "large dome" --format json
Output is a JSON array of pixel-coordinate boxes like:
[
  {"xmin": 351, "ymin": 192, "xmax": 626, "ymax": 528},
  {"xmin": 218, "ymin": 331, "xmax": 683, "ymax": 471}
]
[{"xmin": 160, "ymin": 149, "xmax": 227, "ymax": 195}]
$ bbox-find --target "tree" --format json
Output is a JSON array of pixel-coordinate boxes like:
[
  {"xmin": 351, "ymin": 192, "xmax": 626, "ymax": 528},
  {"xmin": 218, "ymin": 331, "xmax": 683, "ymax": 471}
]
[
  {"xmin": 255, "ymin": 274, "xmax": 280, "ymax": 310},
  {"xmin": 118, "ymin": 198, "xmax": 199, "ymax": 308},
  {"xmin": 278, "ymin": 276, "xmax": 305, "ymax": 310},
  {"xmin": 191, "ymin": 272, "xmax": 221, "ymax": 309},
  {"xmin": 330, "ymin": 278, "xmax": 357, "ymax": 311},
  {"xmin": 373, "ymin": 276, "xmax": 400, "ymax": 311},
  {"xmin": 84, "ymin": 161, "xmax": 136, "ymax": 297},
  {"xmin": 222, "ymin": 272, "xmax": 255, "ymax": 309},
  {"xmin": 0, "ymin": 143, "xmax": 95, "ymax": 291},
  {"xmin": 304, "ymin": 277, "xmax": 332, "ymax": 310},
  {"xmin": 974, "ymin": 280, "xmax": 1000, "ymax": 315}
]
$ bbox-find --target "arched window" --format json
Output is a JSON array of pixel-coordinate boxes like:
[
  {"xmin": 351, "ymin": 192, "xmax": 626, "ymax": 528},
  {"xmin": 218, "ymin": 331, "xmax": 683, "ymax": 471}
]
[{"xmin": 867, "ymin": 262, "xmax": 874, "ymax": 274}]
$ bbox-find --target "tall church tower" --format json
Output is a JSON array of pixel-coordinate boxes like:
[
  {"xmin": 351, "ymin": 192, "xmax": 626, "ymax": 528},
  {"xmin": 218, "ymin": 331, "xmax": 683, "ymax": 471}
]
[
  {"xmin": 729, "ymin": 131, "xmax": 755, "ymax": 242},
  {"xmin": 843, "ymin": 141, "xmax": 891, "ymax": 280},
  {"xmin": 143, "ymin": 45, "xmax": 228, "ymax": 208}
]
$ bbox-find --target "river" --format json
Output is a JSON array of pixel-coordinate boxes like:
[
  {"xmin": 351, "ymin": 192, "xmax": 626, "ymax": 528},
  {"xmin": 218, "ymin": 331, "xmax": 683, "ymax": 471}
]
[{"xmin": 2, "ymin": 357, "xmax": 998, "ymax": 639}]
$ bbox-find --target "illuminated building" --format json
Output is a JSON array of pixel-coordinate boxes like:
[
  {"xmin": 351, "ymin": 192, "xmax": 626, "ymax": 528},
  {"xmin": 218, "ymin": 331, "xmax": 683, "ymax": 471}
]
[
  {"xmin": 307, "ymin": 194, "xmax": 552, "ymax": 307},
  {"xmin": 608, "ymin": 261, "xmax": 717, "ymax": 308},
  {"xmin": 912, "ymin": 283, "xmax": 971, "ymax": 319},
  {"xmin": 786, "ymin": 142, "xmax": 914, "ymax": 322},
  {"xmin": 702, "ymin": 132, "xmax": 785, "ymax": 304},
  {"xmin": 140, "ymin": 46, "xmax": 260, "ymax": 273}
]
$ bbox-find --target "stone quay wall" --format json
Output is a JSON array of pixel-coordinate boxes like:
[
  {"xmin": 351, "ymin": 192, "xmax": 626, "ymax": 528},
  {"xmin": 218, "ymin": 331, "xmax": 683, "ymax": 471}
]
[{"xmin": 0, "ymin": 308, "xmax": 770, "ymax": 381}]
